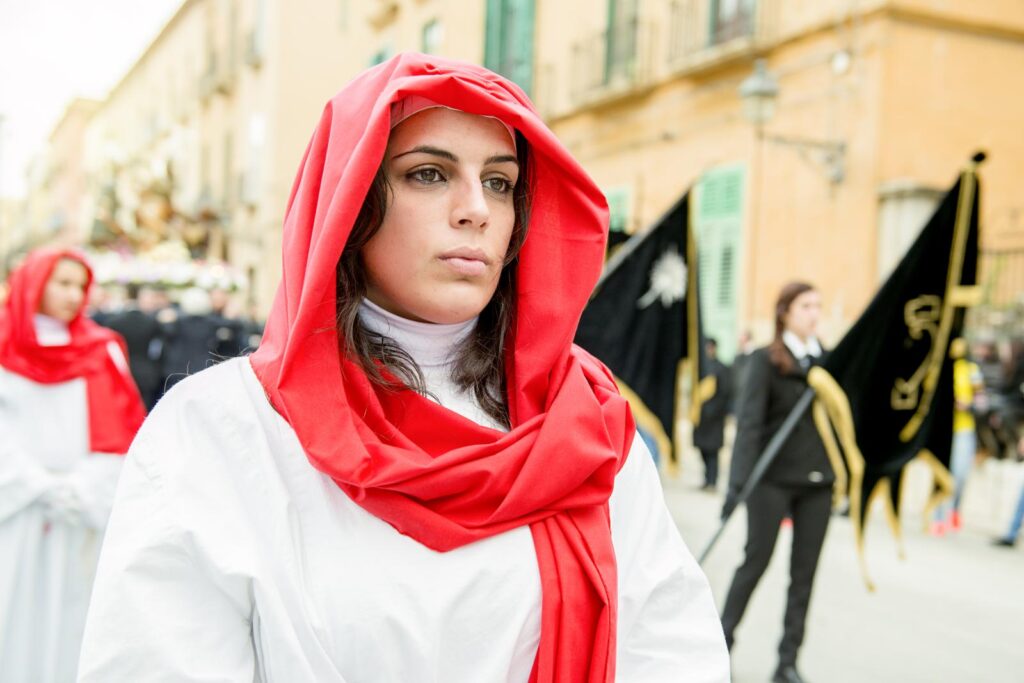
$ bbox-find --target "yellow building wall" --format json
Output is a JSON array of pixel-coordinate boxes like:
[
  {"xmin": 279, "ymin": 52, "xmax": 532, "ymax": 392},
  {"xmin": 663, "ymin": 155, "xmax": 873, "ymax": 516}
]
[
  {"xmin": 879, "ymin": 13, "xmax": 1024, "ymax": 251},
  {"xmin": 37, "ymin": 0, "xmax": 1024, "ymax": 328}
]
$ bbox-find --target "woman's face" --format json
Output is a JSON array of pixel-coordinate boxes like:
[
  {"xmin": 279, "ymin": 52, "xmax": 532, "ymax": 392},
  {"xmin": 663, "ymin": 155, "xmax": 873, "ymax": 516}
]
[
  {"xmin": 38, "ymin": 258, "xmax": 89, "ymax": 323},
  {"xmin": 362, "ymin": 107, "xmax": 519, "ymax": 324},
  {"xmin": 783, "ymin": 289, "xmax": 822, "ymax": 340}
]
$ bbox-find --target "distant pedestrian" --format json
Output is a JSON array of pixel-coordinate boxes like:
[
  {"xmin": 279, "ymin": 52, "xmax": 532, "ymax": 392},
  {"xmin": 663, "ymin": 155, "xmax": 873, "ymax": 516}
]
[
  {"xmin": 731, "ymin": 329, "xmax": 754, "ymax": 414},
  {"xmin": 0, "ymin": 249, "xmax": 145, "ymax": 682},
  {"xmin": 993, "ymin": 436, "xmax": 1024, "ymax": 548},
  {"xmin": 721, "ymin": 281, "xmax": 833, "ymax": 683},
  {"xmin": 103, "ymin": 284, "xmax": 165, "ymax": 409},
  {"xmin": 931, "ymin": 337, "xmax": 983, "ymax": 535},
  {"xmin": 160, "ymin": 287, "xmax": 241, "ymax": 392},
  {"xmin": 693, "ymin": 338, "xmax": 732, "ymax": 490}
]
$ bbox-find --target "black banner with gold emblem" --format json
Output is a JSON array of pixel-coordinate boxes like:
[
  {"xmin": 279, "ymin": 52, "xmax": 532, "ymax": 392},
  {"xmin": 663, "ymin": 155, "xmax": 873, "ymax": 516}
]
[
  {"xmin": 808, "ymin": 156, "xmax": 982, "ymax": 587},
  {"xmin": 575, "ymin": 191, "xmax": 713, "ymax": 467}
]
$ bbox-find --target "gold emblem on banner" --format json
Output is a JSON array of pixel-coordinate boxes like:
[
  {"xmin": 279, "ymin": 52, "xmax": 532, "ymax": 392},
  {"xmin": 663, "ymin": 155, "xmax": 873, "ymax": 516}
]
[{"xmin": 891, "ymin": 295, "xmax": 941, "ymax": 411}]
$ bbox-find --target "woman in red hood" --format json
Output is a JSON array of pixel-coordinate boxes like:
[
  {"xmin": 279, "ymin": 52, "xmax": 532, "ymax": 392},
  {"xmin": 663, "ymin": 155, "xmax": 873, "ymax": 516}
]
[
  {"xmin": 0, "ymin": 248, "xmax": 145, "ymax": 682},
  {"xmin": 78, "ymin": 54, "xmax": 728, "ymax": 683}
]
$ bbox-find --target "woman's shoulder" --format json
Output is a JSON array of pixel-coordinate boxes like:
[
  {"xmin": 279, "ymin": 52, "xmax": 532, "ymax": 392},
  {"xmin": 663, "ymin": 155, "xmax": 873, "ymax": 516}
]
[
  {"xmin": 133, "ymin": 357, "xmax": 273, "ymax": 473},
  {"xmin": 151, "ymin": 356, "xmax": 257, "ymax": 416}
]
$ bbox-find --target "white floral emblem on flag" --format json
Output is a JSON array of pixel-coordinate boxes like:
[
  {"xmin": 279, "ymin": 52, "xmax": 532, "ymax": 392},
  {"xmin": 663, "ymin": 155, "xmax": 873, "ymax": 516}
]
[{"xmin": 637, "ymin": 245, "xmax": 687, "ymax": 309}]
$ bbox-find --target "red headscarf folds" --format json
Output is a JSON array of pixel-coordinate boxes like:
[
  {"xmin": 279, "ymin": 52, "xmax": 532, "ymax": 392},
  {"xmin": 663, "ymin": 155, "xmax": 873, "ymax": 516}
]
[
  {"xmin": 249, "ymin": 54, "xmax": 635, "ymax": 682},
  {"xmin": 0, "ymin": 249, "xmax": 146, "ymax": 453}
]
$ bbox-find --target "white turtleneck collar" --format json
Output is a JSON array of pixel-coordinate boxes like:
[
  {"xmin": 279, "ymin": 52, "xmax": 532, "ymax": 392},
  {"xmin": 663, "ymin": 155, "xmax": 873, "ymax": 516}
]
[
  {"xmin": 34, "ymin": 313, "xmax": 71, "ymax": 347},
  {"xmin": 782, "ymin": 330, "xmax": 822, "ymax": 361},
  {"xmin": 357, "ymin": 298, "xmax": 477, "ymax": 369}
]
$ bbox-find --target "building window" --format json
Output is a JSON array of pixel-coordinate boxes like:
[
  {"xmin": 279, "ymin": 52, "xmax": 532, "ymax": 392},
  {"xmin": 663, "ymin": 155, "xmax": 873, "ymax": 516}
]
[
  {"xmin": 606, "ymin": 187, "xmax": 631, "ymax": 233},
  {"xmin": 223, "ymin": 133, "xmax": 234, "ymax": 207},
  {"xmin": 695, "ymin": 164, "xmax": 746, "ymax": 363},
  {"xmin": 200, "ymin": 144, "xmax": 211, "ymax": 195},
  {"xmin": 604, "ymin": 0, "xmax": 638, "ymax": 85},
  {"xmin": 484, "ymin": 0, "xmax": 534, "ymax": 95},
  {"xmin": 422, "ymin": 19, "xmax": 443, "ymax": 54},
  {"xmin": 710, "ymin": 0, "xmax": 755, "ymax": 46},
  {"xmin": 369, "ymin": 45, "xmax": 392, "ymax": 66},
  {"xmin": 604, "ymin": 187, "xmax": 632, "ymax": 254},
  {"xmin": 229, "ymin": 0, "xmax": 239, "ymax": 74}
]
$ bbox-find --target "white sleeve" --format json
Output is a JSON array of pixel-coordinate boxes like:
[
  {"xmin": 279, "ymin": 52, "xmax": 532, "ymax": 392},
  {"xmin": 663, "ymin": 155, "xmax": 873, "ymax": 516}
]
[
  {"xmin": 63, "ymin": 453, "xmax": 124, "ymax": 530},
  {"xmin": 77, "ymin": 425, "xmax": 257, "ymax": 682},
  {"xmin": 610, "ymin": 435, "xmax": 730, "ymax": 683},
  {"xmin": 0, "ymin": 442, "xmax": 56, "ymax": 523}
]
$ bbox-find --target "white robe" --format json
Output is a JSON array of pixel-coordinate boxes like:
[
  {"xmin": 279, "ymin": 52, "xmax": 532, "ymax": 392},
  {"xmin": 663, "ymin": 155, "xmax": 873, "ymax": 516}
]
[
  {"xmin": 78, "ymin": 304, "xmax": 729, "ymax": 682},
  {"xmin": 0, "ymin": 317, "xmax": 125, "ymax": 683}
]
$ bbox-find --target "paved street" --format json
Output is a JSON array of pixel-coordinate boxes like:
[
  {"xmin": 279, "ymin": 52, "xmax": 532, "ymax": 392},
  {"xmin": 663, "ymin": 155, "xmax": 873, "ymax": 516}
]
[{"xmin": 664, "ymin": 440, "xmax": 1024, "ymax": 683}]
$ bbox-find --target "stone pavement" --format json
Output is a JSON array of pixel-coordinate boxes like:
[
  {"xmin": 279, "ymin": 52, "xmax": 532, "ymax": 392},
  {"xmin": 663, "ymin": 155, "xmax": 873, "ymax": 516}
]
[{"xmin": 662, "ymin": 444, "xmax": 1024, "ymax": 683}]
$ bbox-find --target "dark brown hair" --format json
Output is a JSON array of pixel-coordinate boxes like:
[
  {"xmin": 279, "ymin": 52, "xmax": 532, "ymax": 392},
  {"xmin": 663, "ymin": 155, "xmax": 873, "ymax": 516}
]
[
  {"xmin": 768, "ymin": 281, "xmax": 816, "ymax": 375},
  {"xmin": 336, "ymin": 131, "xmax": 532, "ymax": 428}
]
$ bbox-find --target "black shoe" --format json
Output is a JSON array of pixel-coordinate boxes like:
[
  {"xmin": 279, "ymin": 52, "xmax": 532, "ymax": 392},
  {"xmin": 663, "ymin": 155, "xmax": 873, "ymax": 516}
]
[
  {"xmin": 772, "ymin": 665, "xmax": 807, "ymax": 683},
  {"xmin": 992, "ymin": 537, "xmax": 1015, "ymax": 548}
]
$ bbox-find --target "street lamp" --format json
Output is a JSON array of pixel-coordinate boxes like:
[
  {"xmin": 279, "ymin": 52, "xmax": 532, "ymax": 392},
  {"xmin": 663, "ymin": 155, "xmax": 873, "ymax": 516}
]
[
  {"xmin": 739, "ymin": 58, "xmax": 846, "ymax": 184},
  {"xmin": 738, "ymin": 59, "xmax": 779, "ymax": 128}
]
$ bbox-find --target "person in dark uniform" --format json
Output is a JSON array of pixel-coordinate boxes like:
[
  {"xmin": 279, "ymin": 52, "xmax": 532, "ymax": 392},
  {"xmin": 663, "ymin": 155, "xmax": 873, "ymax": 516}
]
[
  {"xmin": 731, "ymin": 329, "xmax": 754, "ymax": 414},
  {"xmin": 102, "ymin": 284, "xmax": 165, "ymax": 409},
  {"xmin": 693, "ymin": 338, "xmax": 732, "ymax": 490},
  {"xmin": 720, "ymin": 281, "xmax": 834, "ymax": 683}
]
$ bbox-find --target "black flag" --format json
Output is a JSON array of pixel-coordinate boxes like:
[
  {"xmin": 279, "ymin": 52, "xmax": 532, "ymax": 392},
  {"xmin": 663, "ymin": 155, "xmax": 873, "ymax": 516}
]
[
  {"xmin": 807, "ymin": 157, "xmax": 982, "ymax": 586},
  {"xmin": 575, "ymin": 191, "xmax": 713, "ymax": 467}
]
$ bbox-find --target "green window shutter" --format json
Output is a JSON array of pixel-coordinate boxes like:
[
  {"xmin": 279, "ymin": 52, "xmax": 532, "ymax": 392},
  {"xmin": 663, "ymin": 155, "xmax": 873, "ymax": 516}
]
[
  {"xmin": 422, "ymin": 19, "xmax": 442, "ymax": 54},
  {"xmin": 604, "ymin": 187, "xmax": 630, "ymax": 233},
  {"xmin": 484, "ymin": 0, "xmax": 502, "ymax": 70},
  {"xmin": 484, "ymin": 0, "xmax": 534, "ymax": 96},
  {"xmin": 695, "ymin": 165, "xmax": 746, "ymax": 363},
  {"xmin": 369, "ymin": 45, "xmax": 391, "ymax": 66},
  {"xmin": 605, "ymin": 0, "xmax": 638, "ymax": 84}
]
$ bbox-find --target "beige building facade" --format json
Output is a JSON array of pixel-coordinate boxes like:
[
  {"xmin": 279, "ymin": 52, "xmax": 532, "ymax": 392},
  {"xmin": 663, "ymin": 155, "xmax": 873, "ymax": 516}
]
[{"xmin": 24, "ymin": 0, "xmax": 1024, "ymax": 350}]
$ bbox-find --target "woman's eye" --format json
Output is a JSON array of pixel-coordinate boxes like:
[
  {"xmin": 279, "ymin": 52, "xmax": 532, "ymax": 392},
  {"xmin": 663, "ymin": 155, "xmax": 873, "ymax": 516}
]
[
  {"xmin": 484, "ymin": 177, "xmax": 513, "ymax": 194},
  {"xmin": 409, "ymin": 168, "xmax": 444, "ymax": 184}
]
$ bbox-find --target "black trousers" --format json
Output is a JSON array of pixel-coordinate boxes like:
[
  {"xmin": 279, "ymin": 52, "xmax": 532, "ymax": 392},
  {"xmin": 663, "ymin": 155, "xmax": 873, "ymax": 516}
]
[
  {"xmin": 720, "ymin": 482, "xmax": 831, "ymax": 668},
  {"xmin": 700, "ymin": 449, "xmax": 719, "ymax": 487}
]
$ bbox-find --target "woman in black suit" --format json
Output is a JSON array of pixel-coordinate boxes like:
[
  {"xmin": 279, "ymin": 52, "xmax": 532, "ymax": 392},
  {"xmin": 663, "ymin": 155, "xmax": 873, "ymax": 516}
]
[{"xmin": 721, "ymin": 281, "xmax": 834, "ymax": 683}]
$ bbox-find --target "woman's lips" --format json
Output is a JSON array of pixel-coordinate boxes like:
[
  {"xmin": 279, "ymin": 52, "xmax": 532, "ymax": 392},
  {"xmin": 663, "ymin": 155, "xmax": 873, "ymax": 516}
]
[
  {"xmin": 440, "ymin": 256, "xmax": 488, "ymax": 277},
  {"xmin": 439, "ymin": 247, "xmax": 490, "ymax": 277}
]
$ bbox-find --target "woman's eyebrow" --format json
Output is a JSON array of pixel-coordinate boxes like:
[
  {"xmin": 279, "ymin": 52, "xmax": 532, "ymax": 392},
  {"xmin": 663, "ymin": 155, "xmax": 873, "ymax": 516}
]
[
  {"xmin": 391, "ymin": 145, "xmax": 518, "ymax": 166},
  {"xmin": 392, "ymin": 145, "xmax": 457, "ymax": 162}
]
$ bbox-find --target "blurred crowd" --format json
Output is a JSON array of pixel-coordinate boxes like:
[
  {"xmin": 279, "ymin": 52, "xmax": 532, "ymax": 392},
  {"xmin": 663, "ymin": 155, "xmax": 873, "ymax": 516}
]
[
  {"xmin": 88, "ymin": 284, "xmax": 263, "ymax": 409},
  {"xmin": 970, "ymin": 338, "xmax": 1024, "ymax": 462}
]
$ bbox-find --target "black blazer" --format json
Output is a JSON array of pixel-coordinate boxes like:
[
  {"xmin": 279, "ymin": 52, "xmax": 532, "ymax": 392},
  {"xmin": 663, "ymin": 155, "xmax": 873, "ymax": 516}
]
[
  {"xmin": 103, "ymin": 308, "xmax": 164, "ymax": 397},
  {"xmin": 728, "ymin": 345, "xmax": 835, "ymax": 493}
]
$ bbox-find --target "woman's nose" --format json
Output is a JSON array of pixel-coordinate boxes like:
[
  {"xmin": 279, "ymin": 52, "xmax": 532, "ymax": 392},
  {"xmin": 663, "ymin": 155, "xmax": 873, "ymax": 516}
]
[{"xmin": 451, "ymin": 180, "xmax": 490, "ymax": 229}]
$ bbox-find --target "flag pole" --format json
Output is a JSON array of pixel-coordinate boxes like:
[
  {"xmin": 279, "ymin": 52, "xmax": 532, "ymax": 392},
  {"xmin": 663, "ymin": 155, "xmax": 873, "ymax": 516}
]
[{"xmin": 698, "ymin": 388, "xmax": 815, "ymax": 564}]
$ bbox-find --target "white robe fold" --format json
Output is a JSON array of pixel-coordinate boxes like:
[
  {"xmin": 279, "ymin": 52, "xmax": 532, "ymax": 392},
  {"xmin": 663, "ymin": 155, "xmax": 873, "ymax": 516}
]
[{"xmin": 78, "ymin": 311, "xmax": 728, "ymax": 682}]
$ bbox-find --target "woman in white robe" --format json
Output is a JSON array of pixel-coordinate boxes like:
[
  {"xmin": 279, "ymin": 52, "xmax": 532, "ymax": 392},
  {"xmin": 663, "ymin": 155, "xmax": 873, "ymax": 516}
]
[
  {"xmin": 78, "ymin": 54, "xmax": 730, "ymax": 682},
  {"xmin": 0, "ymin": 249, "xmax": 146, "ymax": 682}
]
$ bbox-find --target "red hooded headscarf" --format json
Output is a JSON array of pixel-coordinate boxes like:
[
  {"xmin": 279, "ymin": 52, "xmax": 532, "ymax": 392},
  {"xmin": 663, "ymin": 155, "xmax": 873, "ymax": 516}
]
[
  {"xmin": 0, "ymin": 248, "xmax": 146, "ymax": 454},
  {"xmin": 249, "ymin": 53, "xmax": 636, "ymax": 682}
]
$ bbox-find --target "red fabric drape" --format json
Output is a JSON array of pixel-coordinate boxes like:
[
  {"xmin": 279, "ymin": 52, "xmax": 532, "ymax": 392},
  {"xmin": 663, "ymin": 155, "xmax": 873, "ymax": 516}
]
[
  {"xmin": 249, "ymin": 53, "xmax": 635, "ymax": 682},
  {"xmin": 0, "ymin": 249, "xmax": 146, "ymax": 453}
]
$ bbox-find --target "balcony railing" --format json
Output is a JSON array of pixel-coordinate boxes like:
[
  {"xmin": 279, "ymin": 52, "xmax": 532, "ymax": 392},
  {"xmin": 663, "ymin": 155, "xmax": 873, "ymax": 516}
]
[
  {"xmin": 668, "ymin": 0, "xmax": 777, "ymax": 67},
  {"xmin": 569, "ymin": 16, "xmax": 654, "ymax": 105}
]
